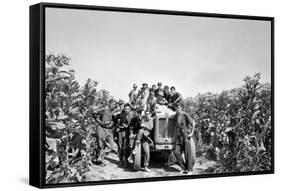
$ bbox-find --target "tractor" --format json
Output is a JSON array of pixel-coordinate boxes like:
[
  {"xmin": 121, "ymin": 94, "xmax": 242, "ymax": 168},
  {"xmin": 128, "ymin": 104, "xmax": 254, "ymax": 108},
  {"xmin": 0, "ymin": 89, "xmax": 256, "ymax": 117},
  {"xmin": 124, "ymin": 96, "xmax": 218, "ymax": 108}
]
[{"xmin": 133, "ymin": 105, "xmax": 177, "ymax": 170}]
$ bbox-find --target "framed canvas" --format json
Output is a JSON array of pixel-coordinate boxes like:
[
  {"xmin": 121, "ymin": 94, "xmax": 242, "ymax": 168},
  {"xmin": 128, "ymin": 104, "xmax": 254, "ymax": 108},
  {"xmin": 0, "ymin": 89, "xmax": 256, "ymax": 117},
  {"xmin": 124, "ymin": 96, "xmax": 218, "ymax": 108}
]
[{"xmin": 29, "ymin": 2, "xmax": 274, "ymax": 188}]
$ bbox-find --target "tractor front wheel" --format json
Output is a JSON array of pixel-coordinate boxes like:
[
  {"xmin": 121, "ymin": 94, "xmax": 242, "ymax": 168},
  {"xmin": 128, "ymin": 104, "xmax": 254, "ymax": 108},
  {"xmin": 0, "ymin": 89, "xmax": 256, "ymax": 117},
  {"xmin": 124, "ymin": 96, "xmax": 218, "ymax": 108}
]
[{"xmin": 133, "ymin": 144, "xmax": 141, "ymax": 171}]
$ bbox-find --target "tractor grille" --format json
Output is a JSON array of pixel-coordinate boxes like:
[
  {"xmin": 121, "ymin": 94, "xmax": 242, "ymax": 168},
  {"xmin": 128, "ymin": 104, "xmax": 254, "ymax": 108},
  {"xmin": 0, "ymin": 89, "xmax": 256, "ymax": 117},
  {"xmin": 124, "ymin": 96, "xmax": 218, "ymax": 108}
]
[{"xmin": 158, "ymin": 118, "xmax": 175, "ymax": 138}]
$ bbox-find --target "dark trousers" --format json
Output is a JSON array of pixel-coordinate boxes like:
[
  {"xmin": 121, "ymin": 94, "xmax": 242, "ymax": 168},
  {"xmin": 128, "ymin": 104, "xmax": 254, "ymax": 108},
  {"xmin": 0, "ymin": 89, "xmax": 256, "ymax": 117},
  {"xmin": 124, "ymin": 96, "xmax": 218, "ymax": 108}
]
[
  {"xmin": 118, "ymin": 130, "xmax": 129, "ymax": 166},
  {"xmin": 174, "ymin": 136, "xmax": 195, "ymax": 171}
]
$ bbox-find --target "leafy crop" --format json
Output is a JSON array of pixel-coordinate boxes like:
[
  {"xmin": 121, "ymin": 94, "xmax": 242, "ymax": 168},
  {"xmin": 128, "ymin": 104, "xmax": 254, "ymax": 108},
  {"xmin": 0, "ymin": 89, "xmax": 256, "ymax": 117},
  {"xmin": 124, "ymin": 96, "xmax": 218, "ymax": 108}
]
[
  {"xmin": 184, "ymin": 73, "xmax": 272, "ymax": 173},
  {"xmin": 45, "ymin": 54, "xmax": 114, "ymax": 183}
]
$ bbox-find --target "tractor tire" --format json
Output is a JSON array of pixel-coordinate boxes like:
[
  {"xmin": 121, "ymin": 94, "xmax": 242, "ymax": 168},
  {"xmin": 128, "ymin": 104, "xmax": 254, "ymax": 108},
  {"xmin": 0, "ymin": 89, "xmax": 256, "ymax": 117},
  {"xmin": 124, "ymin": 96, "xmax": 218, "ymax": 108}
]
[{"xmin": 133, "ymin": 144, "xmax": 141, "ymax": 171}]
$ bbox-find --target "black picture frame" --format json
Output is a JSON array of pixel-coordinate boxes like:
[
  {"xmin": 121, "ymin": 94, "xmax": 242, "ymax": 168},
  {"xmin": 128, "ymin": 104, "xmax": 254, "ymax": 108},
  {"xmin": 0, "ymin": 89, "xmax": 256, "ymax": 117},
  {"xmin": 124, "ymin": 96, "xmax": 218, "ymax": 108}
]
[{"xmin": 30, "ymin": 2, "xmax": 274, "ymax": 188}]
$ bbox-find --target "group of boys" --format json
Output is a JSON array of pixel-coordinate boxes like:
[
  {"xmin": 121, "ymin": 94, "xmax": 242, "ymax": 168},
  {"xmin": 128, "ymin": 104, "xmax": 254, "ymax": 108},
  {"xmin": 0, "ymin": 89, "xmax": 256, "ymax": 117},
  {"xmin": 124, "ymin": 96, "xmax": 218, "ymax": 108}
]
[
  {"xmin": 94, "ymin": 98, "xmax": 154, "ymax": 172},
  {"xmin": 128, "ymin": 82, "xmax": 183, "ymax": 114},
  {"xmin": 94, "ymin": 82, "xmax": 196, "ymax": 174}
]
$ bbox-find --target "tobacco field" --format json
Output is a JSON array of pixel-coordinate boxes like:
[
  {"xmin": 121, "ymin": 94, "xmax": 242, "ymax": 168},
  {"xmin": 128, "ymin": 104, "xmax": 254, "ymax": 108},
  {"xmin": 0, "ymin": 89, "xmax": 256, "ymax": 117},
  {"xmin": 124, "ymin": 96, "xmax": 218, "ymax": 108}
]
[{"xmin": 44, "ymin": 54, "xmax": 272, "ymax": 183}]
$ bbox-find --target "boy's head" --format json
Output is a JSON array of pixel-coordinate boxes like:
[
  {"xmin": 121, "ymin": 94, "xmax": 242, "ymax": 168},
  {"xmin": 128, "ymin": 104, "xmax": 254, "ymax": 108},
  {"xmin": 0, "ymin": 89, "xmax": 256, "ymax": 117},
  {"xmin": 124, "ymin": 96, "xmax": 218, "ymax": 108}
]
[
  {"xmin": 124, "ymin": 103, "xmax": 131, "ymax": 113},
  {"xmin": 170, "ymin": 86, "xmax": 176, "ymax": 94},
  {"xmin": 133, "ymin": 83, "xmax": 138, "ymax": 89},
  {"xmin": 157, "ymin": 82, "xmax": 162, "ymax": 88},
  {"xmin": 175, "ymin": 104, "xmax": 183, "ymax": 114}
]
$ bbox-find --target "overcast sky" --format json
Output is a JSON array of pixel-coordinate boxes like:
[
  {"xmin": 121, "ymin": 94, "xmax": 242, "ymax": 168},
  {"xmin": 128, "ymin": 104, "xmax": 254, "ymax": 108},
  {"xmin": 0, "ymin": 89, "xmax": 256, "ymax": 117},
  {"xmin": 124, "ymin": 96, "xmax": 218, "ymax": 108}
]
[{"xmin": 46, "ymin": 8, "xmax": 271, "ymax": 101}]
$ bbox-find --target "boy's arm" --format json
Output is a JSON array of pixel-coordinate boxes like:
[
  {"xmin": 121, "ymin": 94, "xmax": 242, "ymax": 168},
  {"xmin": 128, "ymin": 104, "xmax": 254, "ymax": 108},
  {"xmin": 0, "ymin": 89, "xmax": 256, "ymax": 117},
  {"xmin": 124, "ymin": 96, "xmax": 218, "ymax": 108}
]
[
  {"xmin": 185, "ymin": 113, "xmax": 195, "ymax": 137},
  {"xmin": 173, "ymin": 93, "xmax": 182, "ymax": 104},
  {"xmin": 188, "ymin": 120, "xmax": 195, "ymax": 137}
]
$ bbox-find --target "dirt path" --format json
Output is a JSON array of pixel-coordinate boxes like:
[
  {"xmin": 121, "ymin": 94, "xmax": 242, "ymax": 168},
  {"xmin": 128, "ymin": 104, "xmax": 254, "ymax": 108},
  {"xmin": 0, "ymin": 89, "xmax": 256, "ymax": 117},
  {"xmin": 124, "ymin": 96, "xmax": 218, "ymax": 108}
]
[{"xmin": 85, "ymin": 153, "xmax": 217, "ymax": 181}]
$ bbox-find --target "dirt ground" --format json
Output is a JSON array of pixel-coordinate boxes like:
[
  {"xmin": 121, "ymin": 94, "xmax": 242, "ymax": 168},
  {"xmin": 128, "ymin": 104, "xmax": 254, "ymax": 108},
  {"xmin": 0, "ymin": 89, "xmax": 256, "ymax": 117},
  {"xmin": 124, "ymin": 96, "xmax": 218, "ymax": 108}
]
[{"xmin": 85, "ymin": 153, "xmax": 217, "ymax": 181}]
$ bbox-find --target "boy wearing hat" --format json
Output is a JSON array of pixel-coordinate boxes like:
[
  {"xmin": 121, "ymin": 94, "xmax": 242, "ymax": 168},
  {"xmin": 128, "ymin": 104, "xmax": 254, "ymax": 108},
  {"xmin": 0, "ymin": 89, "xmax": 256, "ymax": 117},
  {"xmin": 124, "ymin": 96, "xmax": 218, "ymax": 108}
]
[{"xmin": 139, "ymin": 83, "xmax": 150, "ymax": 100}]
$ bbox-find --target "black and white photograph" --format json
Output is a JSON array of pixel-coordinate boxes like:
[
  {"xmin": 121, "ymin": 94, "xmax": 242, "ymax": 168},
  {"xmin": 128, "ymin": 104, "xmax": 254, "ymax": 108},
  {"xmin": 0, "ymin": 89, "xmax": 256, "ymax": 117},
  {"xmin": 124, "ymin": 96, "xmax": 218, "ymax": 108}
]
[{"xmin": 42, "ymin": 4, "xmax": 273, "ymax": 186}]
